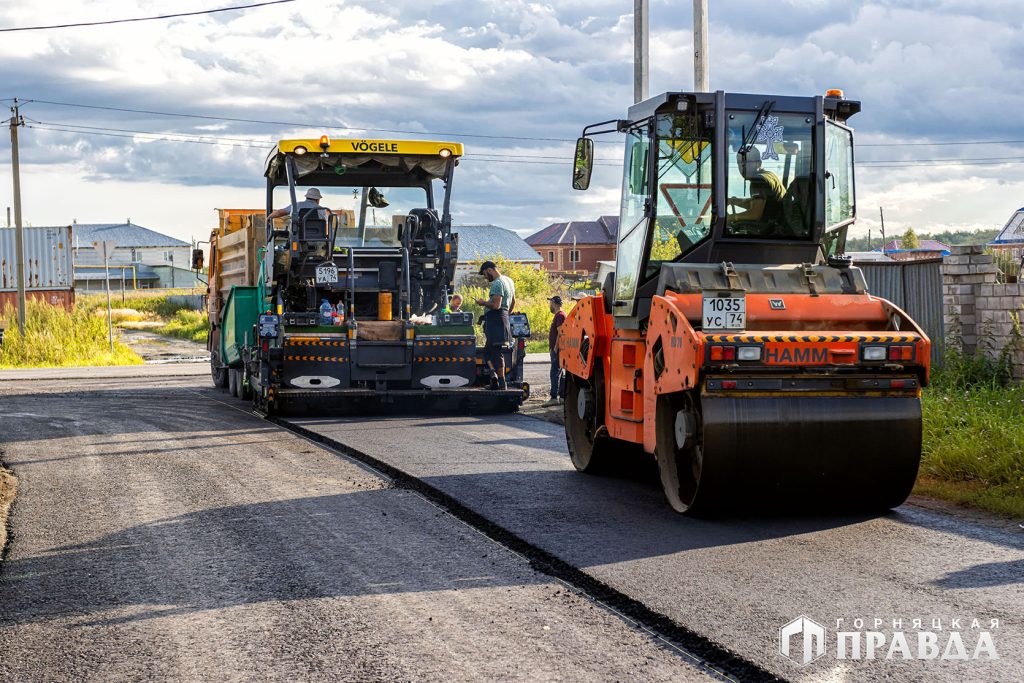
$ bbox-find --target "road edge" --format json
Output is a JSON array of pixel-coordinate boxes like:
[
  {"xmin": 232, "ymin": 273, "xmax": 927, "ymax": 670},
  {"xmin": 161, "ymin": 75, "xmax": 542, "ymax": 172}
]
[
  {"xmin": 0, "ymin": 451, "xmax": 16, "ymax": 566},
  {"xmin": 272, "ymin": 414, "xmax": 784, "ymax": 683}
]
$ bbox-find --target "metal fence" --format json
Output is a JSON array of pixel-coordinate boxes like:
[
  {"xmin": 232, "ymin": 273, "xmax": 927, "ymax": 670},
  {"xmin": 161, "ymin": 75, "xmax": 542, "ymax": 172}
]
[{"xmin": 859, "ymin": 259, "xmax": 944, "ymax": 360}]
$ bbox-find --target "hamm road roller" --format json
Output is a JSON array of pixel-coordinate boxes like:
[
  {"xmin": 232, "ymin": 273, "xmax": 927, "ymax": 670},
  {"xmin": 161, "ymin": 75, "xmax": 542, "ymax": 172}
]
[{"xmin": 560, "ymin": 90, "xmax": 930, "ymax": 513}]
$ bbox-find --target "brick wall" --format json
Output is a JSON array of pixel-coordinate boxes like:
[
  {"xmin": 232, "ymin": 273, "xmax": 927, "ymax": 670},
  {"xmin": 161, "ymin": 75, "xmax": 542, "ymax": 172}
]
[
  {"xmin": 535, "ymin": 244, "xmax": 616, "ymax": 276},
  {"xmin": 942, "ymin": 245, "xmax": 1024, "ymax": 378}
]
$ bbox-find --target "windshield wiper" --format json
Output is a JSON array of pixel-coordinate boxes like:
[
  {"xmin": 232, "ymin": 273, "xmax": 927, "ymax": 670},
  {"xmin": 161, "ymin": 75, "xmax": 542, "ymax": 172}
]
[{"xmin": 739, "ymin": 99, "xmax": 776, "ymax": 153}]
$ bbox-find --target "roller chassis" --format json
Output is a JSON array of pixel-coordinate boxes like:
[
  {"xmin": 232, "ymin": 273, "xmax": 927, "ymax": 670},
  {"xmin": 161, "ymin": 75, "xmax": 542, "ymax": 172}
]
[{"xmin": 563, "ymin": 90, "xmax": 931, "ymax": 514}]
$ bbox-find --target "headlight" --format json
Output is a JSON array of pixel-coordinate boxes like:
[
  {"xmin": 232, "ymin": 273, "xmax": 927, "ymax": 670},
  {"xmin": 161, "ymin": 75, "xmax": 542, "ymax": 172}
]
[
  {"xmin": 862, "ymin": 345, "xmax": 886, "ymax": 361},
  {"xmin": 737, "ymin": 346, "xmax": 761, "ymax": 361}
]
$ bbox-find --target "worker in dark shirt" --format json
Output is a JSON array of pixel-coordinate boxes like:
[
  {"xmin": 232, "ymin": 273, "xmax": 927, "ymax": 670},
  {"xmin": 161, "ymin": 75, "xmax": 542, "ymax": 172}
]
[
  {"xmin": 542, "ymin": 295, "xmax": 566, "ymax": 407},
  {"xmin": 727, "ymin": 146, "xmax": 785, "ymax": 224}
]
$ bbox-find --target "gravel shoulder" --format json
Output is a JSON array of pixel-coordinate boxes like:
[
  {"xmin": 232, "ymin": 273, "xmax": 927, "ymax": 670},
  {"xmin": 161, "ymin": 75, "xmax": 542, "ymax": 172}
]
[{"xmin": 0, "ymin": 371, "xmax": 709, "ymax": 682}]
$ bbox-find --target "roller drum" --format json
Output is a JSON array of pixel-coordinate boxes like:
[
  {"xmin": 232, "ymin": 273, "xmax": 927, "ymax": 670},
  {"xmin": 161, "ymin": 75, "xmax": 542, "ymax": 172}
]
[{"xmin": 696, "ymin": 395, "xmax": 922, "ymax": 512}]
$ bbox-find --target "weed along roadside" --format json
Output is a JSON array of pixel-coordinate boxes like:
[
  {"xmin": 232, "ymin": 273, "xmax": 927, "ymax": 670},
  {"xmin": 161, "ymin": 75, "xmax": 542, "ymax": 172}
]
[
  {"xmin": 0, "ymin": 301, "xmax": 142, "ymax": 368},
  {"xmin": 0, "ymin": 290, "xmax": 209, "ymax": 369},
  {"xmin": 0, "ymin": 463, "xmax": 14, "ymax": 562},
  {"xmin": 917, "ymin": 349, "xmax": 1024, "ymax": 518}
]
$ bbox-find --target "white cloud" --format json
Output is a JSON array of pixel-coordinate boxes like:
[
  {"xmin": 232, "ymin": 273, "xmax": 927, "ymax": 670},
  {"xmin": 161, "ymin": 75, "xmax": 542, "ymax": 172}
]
[{"xmin": 0, "ymin": 0, "xmax": 1020, "ymax": 245}]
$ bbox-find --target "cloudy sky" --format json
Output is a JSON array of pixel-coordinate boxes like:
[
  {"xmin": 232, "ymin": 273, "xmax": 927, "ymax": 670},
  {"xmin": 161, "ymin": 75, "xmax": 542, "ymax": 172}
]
[{"xmin": 1, "ymin": 0, "xmax": 1022, "ymax": 245}]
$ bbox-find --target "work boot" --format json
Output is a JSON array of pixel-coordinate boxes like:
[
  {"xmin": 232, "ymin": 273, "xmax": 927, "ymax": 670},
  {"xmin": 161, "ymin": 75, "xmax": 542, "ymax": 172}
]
[{"xmin": 541, "ymin": 398, "xmax": 559, "ymax": 408}]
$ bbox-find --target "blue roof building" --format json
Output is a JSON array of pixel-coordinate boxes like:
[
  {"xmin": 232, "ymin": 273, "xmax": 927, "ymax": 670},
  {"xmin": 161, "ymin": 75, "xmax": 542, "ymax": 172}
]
[
  {"xmin": 34, "ymin": 221, "xmax": 197, "ymax": 290},
  {"xmin": 451, "ymin": 224, "xmax": 541, "ymax": 284}
]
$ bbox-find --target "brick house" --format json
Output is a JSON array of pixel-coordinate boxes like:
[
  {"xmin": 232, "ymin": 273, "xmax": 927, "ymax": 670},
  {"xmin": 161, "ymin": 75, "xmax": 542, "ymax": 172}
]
[{"xmin": 525, "ymin": 215, "xmax": 618, "ymax": 277}]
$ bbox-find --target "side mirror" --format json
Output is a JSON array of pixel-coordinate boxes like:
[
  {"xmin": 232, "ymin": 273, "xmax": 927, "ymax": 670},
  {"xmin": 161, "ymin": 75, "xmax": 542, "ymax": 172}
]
[
  {"xmin": 191, "ymin": 248, "xmax": 204, "ymax": 271},
  {"xmin": 572, "ymin": 137, "xmax": 594, "ymax": 191}
]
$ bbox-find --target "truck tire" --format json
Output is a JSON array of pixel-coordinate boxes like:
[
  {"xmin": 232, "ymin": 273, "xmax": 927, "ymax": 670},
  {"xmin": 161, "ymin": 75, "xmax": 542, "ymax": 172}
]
[{"xmin": 211, "ymin": 351, "xmax": 228, "ymax": 389}]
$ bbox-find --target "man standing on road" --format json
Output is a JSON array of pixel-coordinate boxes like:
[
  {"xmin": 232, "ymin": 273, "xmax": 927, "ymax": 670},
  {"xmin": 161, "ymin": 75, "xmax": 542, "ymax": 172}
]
[
  {"xmin": 475, "ymin": 261, "xmax": 516, "ymax": 390},
  {"xmin": 542, "ymin": 295, "xmax": 566, "ymax": 408}
]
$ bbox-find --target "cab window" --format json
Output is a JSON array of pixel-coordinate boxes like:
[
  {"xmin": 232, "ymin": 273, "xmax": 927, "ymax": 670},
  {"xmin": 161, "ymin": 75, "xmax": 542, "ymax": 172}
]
[
  {"xmin": 613, "ymin": 124, "xmax": 652, "ymax": 306},
  {"xmin": 725, "ymin": 111, "xmax": 815, "ymax": 239},
  {"xmin": 650, "ymin": 112, "xmax": 713, "ymax": 266},
  {"xmin": 825, "ymin": 120, "xmax": 855, "ymax": 228}
]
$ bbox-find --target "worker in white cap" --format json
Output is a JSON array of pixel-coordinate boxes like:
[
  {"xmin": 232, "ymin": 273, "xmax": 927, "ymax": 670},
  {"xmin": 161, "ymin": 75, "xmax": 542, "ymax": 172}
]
[{"xmin": 268, "ymin": 188, "xmax": 324, "ymax": 220}]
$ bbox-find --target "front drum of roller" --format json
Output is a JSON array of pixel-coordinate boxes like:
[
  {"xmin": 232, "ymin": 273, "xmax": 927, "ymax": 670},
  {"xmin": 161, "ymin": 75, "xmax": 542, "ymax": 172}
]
[{"xmin": 695, "ymin": 395, "xmax": 922, "ymax": 513}]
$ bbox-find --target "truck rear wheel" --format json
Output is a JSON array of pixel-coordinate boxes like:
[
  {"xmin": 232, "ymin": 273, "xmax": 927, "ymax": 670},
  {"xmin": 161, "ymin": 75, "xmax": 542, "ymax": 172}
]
[{"xmin": 211, "ymin": 350, "xmax": 228, "ymax": 389}]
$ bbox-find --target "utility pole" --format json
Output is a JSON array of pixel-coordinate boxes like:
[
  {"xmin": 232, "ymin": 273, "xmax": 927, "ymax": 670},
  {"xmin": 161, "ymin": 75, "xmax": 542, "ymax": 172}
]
[
  {"xmin": 8, "ymin": 99, "xmax": 26, "ymax": 336},
  {"xmin": 693, "ymin": 0, "xmax": 709, "ymax": 91},
  {"xmin": 879, "ymin": 207, "xmax": 887, "ymax": 254},
  {"xmin": 633, "ymin": 0, "xmax": 649, "ymax": 103}
]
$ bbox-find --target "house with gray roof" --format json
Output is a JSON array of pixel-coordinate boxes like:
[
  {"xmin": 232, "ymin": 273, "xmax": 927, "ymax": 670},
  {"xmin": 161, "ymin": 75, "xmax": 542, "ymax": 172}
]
[
  {"xmin": 59, "ymin": 221, "xmax": 200, "ymax": 290},
  {"xmin": 452, "ymin": 224, "xmax": 541, "ymax": 284},
  {"xmin": 526, "ymin": 215, "xmax": 618, "ymax": 276}
]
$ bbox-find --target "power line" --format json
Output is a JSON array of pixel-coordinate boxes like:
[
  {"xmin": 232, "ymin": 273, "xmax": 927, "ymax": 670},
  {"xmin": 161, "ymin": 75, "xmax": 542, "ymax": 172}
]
[
  {"xmin": 25, "ymin": 123, "xmax": 625, "ymax": 165},
  {"xmin": 860, "ymin": 155, "xmax": 1024, "ymax": 165},
  {"xmin": 27, "ymin": 118, "xmax": 623, "ymax": 162},
  {"xmin": 20, "ymin": 98, "xmax": 621, "ymax": 144},
  {"xmin": 24, "ymin": 95, "xmax": 1024, "ymax": 150},
  {"xmin": 859, "ymin": 139, "xmax": 1024, "ymax": 147},
  {"xmin": 0, "ymin": 0, "xmax": 295, "ymax": 33},
  {"xmin": 25, "ymin": 116, "xmax": 1024, "ymax": 170},
  {"xmin": 27, "ymin": 118, "xmax": 270, "ymax": 146},
  {"xmin": 26, "ymin": 124, "xmax": 265, "ymax": 149}
]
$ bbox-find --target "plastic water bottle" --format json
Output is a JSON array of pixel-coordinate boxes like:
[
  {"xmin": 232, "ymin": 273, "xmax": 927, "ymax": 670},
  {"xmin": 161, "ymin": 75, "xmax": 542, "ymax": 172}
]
[
  {"xmin": 319, "ymin": 299, "xmax": 334, "ymax": 326},
  {"xmin": 334, "ymin": 302, "xmax": 345, "ymax": 324}
]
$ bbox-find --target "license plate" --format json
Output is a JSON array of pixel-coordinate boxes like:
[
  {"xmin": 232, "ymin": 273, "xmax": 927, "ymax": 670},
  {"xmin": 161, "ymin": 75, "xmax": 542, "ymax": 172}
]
[
  {"xmin": 315, "ymin": 263, "xmax": 339, "ymax": 284},
  {"xmin": 702, "ymin": 291, "xmax": 746, "ymax": 331}
]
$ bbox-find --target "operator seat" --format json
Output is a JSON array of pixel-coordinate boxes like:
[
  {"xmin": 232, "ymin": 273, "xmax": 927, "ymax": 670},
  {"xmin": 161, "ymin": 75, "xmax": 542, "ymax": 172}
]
[
  {"xmin": 782, "ymin": 176, "xmax": 813, "ymax": 237},
  {"xmin": 408, "ymin": 208, "xmax": 441, "ymax": 253},
  {"xmin": 296, "ymin": 206, "xmax": 330, "ymax": 242}
]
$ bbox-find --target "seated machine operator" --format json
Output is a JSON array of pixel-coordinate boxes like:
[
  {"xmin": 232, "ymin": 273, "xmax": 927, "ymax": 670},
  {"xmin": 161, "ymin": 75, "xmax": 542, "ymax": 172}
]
[
  {"xmin": 726, "ymin": 147, "xmax": 785, "ymax": 223},
  {"xmin": 268, "ymin": 188, "xmax": 326, "ymax": 220}
]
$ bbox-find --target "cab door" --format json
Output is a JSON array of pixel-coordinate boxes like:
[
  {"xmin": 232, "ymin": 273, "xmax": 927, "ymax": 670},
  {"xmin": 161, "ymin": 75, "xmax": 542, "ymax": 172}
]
[{"xmin": 612, "ymin": 122, "xmax": 653, "ymax": 317}]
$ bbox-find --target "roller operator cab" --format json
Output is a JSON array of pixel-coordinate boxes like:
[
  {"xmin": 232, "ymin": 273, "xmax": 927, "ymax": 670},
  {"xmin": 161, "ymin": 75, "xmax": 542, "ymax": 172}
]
[
  {"xmin": 212, "ymin": 138, "xmax": 530, "ymax": 415},
  {"xmin": 561, "ymin": 91, "xmax": 931, "ymax": 514}
]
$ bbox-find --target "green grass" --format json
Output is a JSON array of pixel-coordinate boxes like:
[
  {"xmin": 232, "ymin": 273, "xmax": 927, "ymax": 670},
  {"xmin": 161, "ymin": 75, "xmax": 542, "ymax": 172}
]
[
  {"xmin": 158, "ymin": 310, "xmax": 209, "ymax": 344},
  {"xmin": 525, "ymin": 339, "xmax": 549, "ymax": 354},
  {"xmin": 916, "ymin": 349, "xmax": 1024, "ymax": 518},
  {"xmin": 0, "ymin": 301, "xmax": 142, "ymax": 368},
  {"xmin": 77, "ymin": 288, "xmax": 199, "ymax": 319}
]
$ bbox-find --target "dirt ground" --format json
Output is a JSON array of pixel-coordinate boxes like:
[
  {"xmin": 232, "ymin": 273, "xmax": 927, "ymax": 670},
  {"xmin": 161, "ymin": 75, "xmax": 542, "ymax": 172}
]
[{"xmin": 120, "ymin": 328, "xmax": 210, "ymax": 363}]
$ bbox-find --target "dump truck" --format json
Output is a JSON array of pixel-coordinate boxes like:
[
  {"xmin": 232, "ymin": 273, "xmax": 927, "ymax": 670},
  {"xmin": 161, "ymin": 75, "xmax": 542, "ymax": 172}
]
[
  {"xmin": 201, "ymin": 138, "xmax": 530, "ymax": 414},
  {"xmin": 560, "ymin": 90, "xmax": 930, "ymax": 513}
]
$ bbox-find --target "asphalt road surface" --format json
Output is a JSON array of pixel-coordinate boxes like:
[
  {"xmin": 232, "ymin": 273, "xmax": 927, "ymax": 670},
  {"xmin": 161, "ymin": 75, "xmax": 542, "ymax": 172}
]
[
  {"xmin": 2, "ymin": 365, "xmax": 1021, "ymax": 682},
  {"xmin": 272, "ymin": 404, "xmax": 1023, "ymax": 681},
  {"xmin": 0, "ymin": 367, "xmax": 709, "ymax": 682}
]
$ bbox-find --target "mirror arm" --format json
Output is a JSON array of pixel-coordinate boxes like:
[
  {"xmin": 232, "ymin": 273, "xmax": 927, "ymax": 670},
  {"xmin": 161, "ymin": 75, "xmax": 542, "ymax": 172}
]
[{"xmin": 582, "ymin": 119, "xmax": 631, "ymax": 137}]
